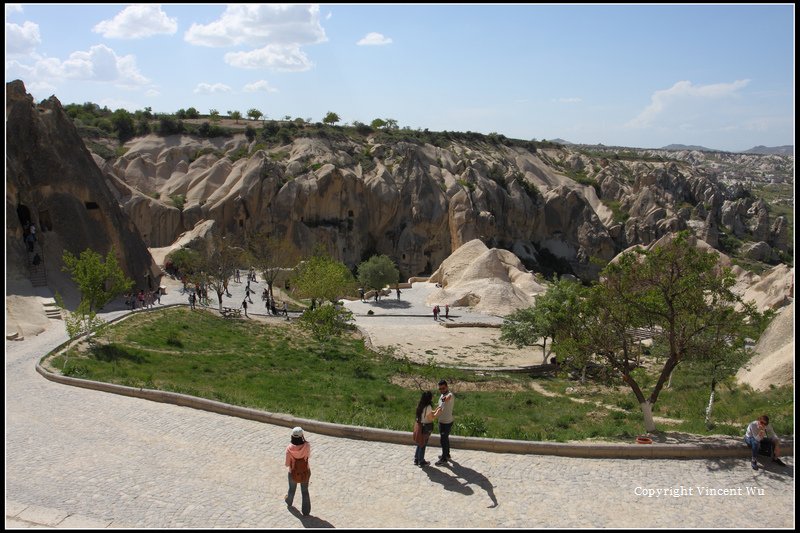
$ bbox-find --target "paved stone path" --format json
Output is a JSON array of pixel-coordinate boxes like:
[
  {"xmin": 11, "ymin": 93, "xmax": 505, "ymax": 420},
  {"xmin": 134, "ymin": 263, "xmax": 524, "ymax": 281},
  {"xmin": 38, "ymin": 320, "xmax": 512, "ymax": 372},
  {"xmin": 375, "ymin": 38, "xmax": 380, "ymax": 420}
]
[{"xmin": 5, "ymin": 279, "xmax": 795, "ymax": 528}]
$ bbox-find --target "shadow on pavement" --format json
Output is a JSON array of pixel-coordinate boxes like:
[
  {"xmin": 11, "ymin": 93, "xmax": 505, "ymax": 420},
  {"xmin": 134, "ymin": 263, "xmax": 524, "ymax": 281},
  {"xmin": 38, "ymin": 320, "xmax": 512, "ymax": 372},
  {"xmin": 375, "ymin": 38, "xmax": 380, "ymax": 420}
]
[
  {"xmin": 423, "ymin": 460, "xmax": 498, "ymax": 507},
  {"xmin": 364, "ymin": 299, "xmax": 412, "ymax": 309},
  {"xmin": 703, "ymin": 457, "xmax": 794, "ymax": 482},
  {"xmin": 288, "ymin": 506, "xmax": 335, "ymax": 528},
  {"xmin": 421, "ymin": 465, "xmax": 474, "ymax": 495}
]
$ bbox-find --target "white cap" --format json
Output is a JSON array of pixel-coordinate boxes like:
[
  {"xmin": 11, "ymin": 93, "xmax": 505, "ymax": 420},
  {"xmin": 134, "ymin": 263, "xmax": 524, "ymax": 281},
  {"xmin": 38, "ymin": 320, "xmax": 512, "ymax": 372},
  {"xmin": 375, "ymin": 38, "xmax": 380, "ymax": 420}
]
[{"xmin": 291, "ymin": 427, "xmax": 304, "ymax": 438}]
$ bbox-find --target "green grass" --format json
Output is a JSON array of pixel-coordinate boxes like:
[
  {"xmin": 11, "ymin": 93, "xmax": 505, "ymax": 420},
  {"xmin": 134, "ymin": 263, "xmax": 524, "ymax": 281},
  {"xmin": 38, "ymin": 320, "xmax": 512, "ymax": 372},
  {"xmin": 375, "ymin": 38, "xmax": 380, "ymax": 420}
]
[{"xmin": 48, "ymin": 307, "xmax": 793, "ymax": 442}]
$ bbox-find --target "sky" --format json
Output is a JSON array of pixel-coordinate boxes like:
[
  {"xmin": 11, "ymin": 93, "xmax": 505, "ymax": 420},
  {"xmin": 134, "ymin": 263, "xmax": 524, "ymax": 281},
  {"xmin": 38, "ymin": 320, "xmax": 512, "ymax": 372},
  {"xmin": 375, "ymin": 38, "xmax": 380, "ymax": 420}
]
[{"xmin": 5, "ymin": 3, "xmax": 795, "ymax": 152}]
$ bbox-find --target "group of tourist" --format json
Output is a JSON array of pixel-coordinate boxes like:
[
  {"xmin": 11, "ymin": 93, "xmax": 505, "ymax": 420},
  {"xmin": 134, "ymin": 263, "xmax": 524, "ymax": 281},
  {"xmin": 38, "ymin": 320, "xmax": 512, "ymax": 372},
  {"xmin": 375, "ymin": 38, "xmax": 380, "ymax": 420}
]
[
  {"xmin": 125, "ymin": 288, "xmax": 161, "ymax": 310},
  {"xmin": 432, "ymin": 304, "xmax": 449, "ymax": 320}
]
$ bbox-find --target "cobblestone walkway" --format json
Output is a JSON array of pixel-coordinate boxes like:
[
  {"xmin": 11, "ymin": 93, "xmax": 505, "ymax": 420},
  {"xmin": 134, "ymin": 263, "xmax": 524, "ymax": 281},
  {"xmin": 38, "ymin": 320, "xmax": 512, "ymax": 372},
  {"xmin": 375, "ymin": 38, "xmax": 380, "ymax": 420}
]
[{"xmin": 5, "ymin": 281, "xmax": 795, "ymax": 528}]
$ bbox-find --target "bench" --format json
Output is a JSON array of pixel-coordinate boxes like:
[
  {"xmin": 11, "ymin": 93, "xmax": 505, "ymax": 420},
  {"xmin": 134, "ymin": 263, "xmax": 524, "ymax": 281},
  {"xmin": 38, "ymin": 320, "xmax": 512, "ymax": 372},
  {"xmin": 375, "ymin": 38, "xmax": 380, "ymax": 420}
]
[{"xmin": 221, "ymin": 307, "xmax": 242, "ymax": 318}]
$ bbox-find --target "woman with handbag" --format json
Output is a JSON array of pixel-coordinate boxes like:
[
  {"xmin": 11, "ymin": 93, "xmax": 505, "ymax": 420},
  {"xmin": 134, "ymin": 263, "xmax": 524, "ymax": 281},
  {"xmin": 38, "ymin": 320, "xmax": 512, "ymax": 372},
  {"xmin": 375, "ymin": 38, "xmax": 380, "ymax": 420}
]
[{"xmin": 413, "ymin": 391, "xmax": 436, "ymax": 467}]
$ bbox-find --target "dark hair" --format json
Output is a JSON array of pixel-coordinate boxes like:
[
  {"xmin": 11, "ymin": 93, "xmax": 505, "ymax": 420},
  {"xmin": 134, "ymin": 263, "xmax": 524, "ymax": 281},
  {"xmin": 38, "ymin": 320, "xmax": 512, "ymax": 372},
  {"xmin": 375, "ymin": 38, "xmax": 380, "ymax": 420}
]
[
  {"xmin": 759, "ymin": 415, "xmax": 770, "ymax": 425},
  {"xmin": 416, "ymin": 391, "xmax": 433, "ymax": 422},
  {"xmin": 291, "ymin": 436, "xmax": 306, "ymax": 446},
  {"xmin": 438, "ymin": 379, "xmax": 448, "ymax": 387}
]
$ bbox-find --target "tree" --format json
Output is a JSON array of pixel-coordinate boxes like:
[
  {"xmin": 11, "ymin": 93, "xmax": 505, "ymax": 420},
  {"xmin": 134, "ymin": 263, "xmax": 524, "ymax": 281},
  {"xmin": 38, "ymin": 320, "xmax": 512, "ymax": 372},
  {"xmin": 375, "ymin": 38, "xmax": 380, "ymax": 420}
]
[
  {"xmin": 323, "ymin": 111, "xmax": 340, "ymax": 125},
  {"xmin": 209, "ymin": 109, "xmax": 220, "ymax": 123},
  {"xmin": 297, "ymin": 304, "xmax": 354, "ymax": 342},
  {"xmin": 57, "ymin": 247, "xmax": 134, "ymax": 366},
  {"xmin": 202, "ymin": 236, "xmax": 244, "ymax": 311},
  {"xmin": 248, "ymin": 234, "xmax": 300, "ymax": 302},
  {"xmin": 357, "ymin": 254, "xmax": 399, "ymax": 300},
  {"xmin": 247, "ymin": 108, "xmax": 264, "ymax": 123},
  {"xmin": 228, "ymin": 110, "xmax": 242, "ymax": 124},
  {"xmin": 244, "ymin": 125, "xmax": 256, "ymax": 142},
  {"xmin": 61, "ymin": 247, "xmax": 134, "ymax": 313},
  {"xmin": 185, "ymin": 107, "xmax": 200, "ymax": 119},
  {"xmin": 111, "ymin": 109, "xmax": 135, "ymax": 143},
  {"xmin": 554, "ymin": 232, "xmax": 764, "ymax": 433},
  {"xmin": 166, "ymin": 247, "xmax": 202, "ymax": 277},
  {"xmin": 500, "ymin": 277, "xmax": 583, "ymax": 364},
  {"xmin": 292, "ymin": 254, "xmax": 355, "ymax": 304},
  {"xmin": 370, "ymin": 118, "xmax": 387, "ymax": 130},
  {"xmin": 691, "ymin": 302, "xmax": 770, "ymax": 426}
]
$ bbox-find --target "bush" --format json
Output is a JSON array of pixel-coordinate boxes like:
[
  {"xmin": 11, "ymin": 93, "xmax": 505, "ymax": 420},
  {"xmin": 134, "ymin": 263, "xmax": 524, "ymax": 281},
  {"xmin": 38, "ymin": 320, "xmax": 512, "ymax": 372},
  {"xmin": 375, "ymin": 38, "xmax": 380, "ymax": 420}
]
[
  {"xmin": 455, "ymin": 414, "xmax": 488, "ymax": 437},
  {"xmin": 297, "ymin": 304, "xmax": 355, "ymax": 342}
]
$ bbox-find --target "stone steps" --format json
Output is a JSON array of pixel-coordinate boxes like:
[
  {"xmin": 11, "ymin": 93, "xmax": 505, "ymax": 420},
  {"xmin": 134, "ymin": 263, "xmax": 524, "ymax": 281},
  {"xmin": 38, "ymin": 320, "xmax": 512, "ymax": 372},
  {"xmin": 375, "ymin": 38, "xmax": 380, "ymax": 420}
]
[{"xmin": 43, "ymin": 300, "xmax": 62, "ymax": 320}]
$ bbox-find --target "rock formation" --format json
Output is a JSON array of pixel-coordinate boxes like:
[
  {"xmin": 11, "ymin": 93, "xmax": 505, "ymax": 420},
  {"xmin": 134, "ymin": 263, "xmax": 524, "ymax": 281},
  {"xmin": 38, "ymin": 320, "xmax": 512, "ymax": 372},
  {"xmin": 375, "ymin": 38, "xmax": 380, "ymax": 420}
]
[
  {"xmin": 427, "ymin": 239, "xmax": 546, "ymax": 316},
  {"xmin": 735, "ymin": 304, "xmax": 794, "ymax": 391},
  {"xmin": 6, "ymin": 80, "xmax": 158, "ymax": 314}
]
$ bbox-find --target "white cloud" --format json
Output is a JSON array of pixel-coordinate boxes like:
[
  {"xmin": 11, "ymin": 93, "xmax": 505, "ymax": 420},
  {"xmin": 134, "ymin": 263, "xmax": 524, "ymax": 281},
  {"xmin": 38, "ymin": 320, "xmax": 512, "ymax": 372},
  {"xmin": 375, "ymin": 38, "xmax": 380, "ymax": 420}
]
[
  {"xmin": 356, "ymin": 32, "xmax": 392, "ymax": 46},
  {"xmin": 243, "ymin": 80, "xmax": 278, "ymax": 93},
  {"xmin": 193, "ymin": 82, "xmax": 232, "ymax": 94},
  {"xmin": 93, "ymin": 4, "xmax": 177, "ymax": 39},
  {"xmin": 6, "ymin": 4, "xmax": 23, "ymax": 16},
  {"xmin": 25, "ymin": 80, "xmax": 57, "ymax": 100},
  {"xmin": 626, "ymin": 79, "xmax": 750, "ymax": 129},
  {"xmin": 185, "ymin": 4, "xmax": 326, "ymax": 48},
  {"xmin": 553, "ymin": 97, "xmax": 582, "ymax": 104},
  {"xmin": 145, "ymin": 88, "xmax": 160, "ymax": 97},
  {"xmin": 6, "ymin": 44, "xmax": 150, "ymax": 88},
  {"xmin": 6, "ymin": 20, "xmax": 41, "ymax": 55},
  {"xmin": 225, "ymin": 44, "xmax": 313, "ymax": 71}
]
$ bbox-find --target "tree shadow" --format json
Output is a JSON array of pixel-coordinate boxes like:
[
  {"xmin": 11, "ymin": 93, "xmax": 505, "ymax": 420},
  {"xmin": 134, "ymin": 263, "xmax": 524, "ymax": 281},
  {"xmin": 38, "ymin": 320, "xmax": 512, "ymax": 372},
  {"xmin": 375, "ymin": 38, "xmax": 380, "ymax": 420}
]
[
  {"xmin": 287, "ymin": 505, "xmax": 335, "ymax": 527},
  {"xmin": 423, "ymin": 460, "xmax": 498, "ymax": 508},
  {"xmin": 368, "ymin": 299, "xmax": 412, "ymax": 309},
  {"xmin": 89, "ymin": 343, "xmax": 147, "ymax": 363},
  {"xmin": 703, "ymin": 457, "xmax": 794, "ymax": 482},
  {"xmin": 648, "ymin": 431, "xmax": 742, "ymax": 446}
]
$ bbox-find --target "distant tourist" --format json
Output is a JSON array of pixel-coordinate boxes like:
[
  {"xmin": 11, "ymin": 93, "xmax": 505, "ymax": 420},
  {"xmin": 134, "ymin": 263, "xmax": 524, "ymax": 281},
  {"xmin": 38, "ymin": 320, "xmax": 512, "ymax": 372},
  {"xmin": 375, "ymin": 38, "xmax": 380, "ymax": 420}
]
[
  {"xmin": 242, "ymin": 299, "xmax": 248, "ymax": 317},
  {"xmin": 396, "ymin": 286, "xmax": 401, "ymax": 300},
  {"xmin": 284, "ymin": 427, "xmax": 311, "ymax": 516},
  {"xmin": 445, "ymin": 304, "xmax": 449, "ymax": 319},
  {"xmin": 359, "ymin": 287, "xmax": 365, "ymax": 302}
]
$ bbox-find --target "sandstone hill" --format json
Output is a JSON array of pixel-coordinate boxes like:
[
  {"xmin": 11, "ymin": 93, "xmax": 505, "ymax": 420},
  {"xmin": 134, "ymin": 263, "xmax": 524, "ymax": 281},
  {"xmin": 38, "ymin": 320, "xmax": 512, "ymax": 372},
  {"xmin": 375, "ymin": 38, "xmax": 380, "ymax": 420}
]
[
  {"xmin": 97, "ymin": 120, "xmax": 790, "ymax": 283},
  {"xmin": 427, "ymin": 239, "xmax": 546, "ymax": 316},
  {"xmin": 6, "ymin": 80, "xmax": 158, "ymax": 338},
  {"xmin": 735, "ymin": 304, "xmax": 793, "ymax": 391},
  {"xmin": 6, "ymin": 80, "xmax": 794, "ymax": 382}
]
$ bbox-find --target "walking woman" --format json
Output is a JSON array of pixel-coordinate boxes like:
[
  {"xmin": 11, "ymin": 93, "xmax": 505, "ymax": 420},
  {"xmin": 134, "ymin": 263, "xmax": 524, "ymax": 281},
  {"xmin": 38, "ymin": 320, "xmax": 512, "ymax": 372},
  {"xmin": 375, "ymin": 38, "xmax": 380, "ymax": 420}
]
[
  {"xmin": 414, "ymin": 391, "xmax": 436, "ymax": 467},
  {"xmin": 284, "ymin": 427, "xmax": 311, "ymax": 515}
]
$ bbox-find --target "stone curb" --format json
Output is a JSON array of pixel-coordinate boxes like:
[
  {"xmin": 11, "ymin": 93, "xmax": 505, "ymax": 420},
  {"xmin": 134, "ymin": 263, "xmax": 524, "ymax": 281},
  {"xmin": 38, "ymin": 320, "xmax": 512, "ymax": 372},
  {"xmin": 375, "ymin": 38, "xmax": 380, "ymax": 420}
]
[
  {"xmin": 34, "ymin": 362, "xmax": 793, "ymax": 460},
  {"xmin": 36, "ymin": 305, "xmax": 793, "ymax": 461}
]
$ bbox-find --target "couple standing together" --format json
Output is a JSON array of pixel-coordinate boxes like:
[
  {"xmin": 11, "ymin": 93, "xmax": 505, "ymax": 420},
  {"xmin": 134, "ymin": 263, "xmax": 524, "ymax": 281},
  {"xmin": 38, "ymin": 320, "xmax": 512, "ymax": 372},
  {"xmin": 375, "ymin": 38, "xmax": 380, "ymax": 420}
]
[{"xmin": 414, "ymin": 379, "xmax": 455, "ymax": 467}]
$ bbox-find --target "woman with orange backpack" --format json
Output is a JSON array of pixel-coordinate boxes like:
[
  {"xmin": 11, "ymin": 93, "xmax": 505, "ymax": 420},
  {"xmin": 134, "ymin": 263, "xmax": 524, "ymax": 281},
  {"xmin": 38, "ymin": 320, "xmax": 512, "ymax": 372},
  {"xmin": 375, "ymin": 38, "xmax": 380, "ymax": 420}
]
[{"xmin": 284, "ymin": 427, "xmax": 311, "ymax": 516}]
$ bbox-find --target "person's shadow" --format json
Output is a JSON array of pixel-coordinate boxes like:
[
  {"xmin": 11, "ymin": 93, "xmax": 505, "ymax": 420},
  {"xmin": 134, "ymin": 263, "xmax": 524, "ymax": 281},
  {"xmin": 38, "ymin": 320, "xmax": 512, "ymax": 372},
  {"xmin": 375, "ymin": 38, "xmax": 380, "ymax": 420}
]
[
  {"xmin": 287, "ymin": 506, "xmax": 335, "ymax": 528},
  {"xmin": 423, "ymin": 460, "xmax": 498, "ymax": 508}
]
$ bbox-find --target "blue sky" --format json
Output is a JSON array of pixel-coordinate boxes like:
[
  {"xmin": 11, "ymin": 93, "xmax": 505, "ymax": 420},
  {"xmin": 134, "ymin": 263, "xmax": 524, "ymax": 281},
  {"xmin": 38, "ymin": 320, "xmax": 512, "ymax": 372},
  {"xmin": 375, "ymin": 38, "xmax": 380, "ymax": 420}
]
[{"xmin": 5, "ymin": 4, "xmax": 794, "ymax": 152}]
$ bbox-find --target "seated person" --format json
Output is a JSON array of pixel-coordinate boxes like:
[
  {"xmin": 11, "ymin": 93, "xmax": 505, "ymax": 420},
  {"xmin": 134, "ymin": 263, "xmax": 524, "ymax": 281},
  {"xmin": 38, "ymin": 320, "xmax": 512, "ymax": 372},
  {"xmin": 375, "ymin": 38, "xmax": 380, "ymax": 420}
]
[{"xmin": 744, "ymin": 415, "xmax": 785, "ymax": 470}]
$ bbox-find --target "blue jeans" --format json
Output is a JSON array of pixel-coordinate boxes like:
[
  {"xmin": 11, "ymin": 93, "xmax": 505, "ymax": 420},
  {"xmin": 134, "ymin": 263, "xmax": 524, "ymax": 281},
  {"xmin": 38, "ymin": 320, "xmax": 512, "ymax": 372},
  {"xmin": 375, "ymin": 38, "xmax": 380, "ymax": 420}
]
[
  {"xmin": 439, "ymin": 422, "xmax": 453, "ymax": 458},
  {"xmin": 286, "ymin": 472, "xmax": 310, "ymax": 516},
  {"xmin": 415, "ymin": 432, "xmax": 432, "ymax": 463},
  {"xmin": 744, "ymin": 436, "xmax": 759, "ymax": 460},
  {"xmin": 745, "ymin": 436, "xmax": 774, "ymax": 460}
]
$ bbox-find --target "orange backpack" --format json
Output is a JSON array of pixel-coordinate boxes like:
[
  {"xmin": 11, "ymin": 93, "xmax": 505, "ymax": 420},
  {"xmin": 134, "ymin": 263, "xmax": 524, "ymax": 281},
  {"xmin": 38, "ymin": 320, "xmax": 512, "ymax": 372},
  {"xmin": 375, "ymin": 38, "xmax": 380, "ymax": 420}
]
[{"xmin": 291, "ymin": 456, "xmax": 310, "ymax": 483}]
